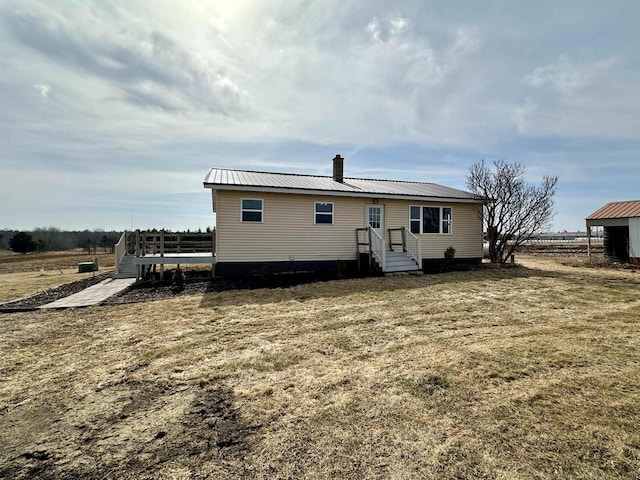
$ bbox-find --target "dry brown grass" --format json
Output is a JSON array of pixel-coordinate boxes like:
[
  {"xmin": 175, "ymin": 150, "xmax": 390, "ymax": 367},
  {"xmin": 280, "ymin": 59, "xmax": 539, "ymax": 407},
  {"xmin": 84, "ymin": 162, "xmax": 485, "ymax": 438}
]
[
  {"xmin": 0, "ymin": 250, "xmax": 115, "ymax": 303},
  {"xmin": 0, "ymin": 249, "xmax": 115, "ymax": 274},
  {"xmin": 0, "ymin": 256, "xmax": 639, "ymax": 479}
]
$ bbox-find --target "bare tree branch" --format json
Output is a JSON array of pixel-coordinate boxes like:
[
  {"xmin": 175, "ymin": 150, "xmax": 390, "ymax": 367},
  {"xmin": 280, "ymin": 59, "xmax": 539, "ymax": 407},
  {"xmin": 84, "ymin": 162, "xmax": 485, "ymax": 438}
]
[{"xmin": 466, "ymin": 160, "xmax": 558, "ymax": 264}]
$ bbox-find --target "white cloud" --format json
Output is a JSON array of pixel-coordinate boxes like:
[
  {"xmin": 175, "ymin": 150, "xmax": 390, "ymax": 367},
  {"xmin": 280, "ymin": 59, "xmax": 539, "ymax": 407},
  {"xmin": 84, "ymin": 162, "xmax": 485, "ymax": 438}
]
[
  {"xmin": 2, "ymin": 0, "xmax": 640, "ymax": 231},
  {"xmin": 526, "ymin": 56, "xmax": 616, "ymax": 96},
  {"xmin": 512, "ymin": 97, "xmax": 537, "ymax": 133},
  {"xmin": 516, "ymin": 55, "xmax": 640, "ymax": 138},
  {"xmin": 33, "ymin": 83, "xmax": 51, "ymax": 97}
]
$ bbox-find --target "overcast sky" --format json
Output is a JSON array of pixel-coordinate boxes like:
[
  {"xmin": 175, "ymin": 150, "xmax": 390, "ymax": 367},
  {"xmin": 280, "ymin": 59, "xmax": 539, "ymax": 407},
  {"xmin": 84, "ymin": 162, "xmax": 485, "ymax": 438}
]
[{"xmin": 1, "ymin": 0, "xmax": 639, "ymax": 232}]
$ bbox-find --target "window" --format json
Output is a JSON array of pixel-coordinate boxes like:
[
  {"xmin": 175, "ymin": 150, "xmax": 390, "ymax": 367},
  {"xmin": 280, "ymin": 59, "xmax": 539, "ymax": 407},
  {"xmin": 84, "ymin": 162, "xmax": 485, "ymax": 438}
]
[
  {"xmin": 422, "ymin": 207, "xmax": 440, "ymax": 234},
  {"xmin": 315, "ymin": 202, "xmax": 334, "ymax": 224},
  {"xmin": 442, "ymin": 207, "xmax": 452, "ymax": 234},
  {"xmin": 410, "ymin": 206, "xmax": 421, "ymax": 234},
  {"xmin": 241, "ymin": 198, "xmax": 263, "ymax": 222},
  {"xmin": 368, "ymin": 206, "xmax": 381, "ymax": 229},
  {"xmin": 409, "ymin": 206, "xmax": 452, "ymax": 234}
]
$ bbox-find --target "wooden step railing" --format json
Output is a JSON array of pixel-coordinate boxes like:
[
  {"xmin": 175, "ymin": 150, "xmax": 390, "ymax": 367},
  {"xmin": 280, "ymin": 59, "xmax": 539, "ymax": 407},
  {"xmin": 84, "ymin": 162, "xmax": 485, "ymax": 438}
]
[
  {"xmin": 387, "ymin": 227, "xmax": 421, "ymax": 267},
  {"xmin": 356, "ymin": 227, "xmax": 386, "ymax": 271}
]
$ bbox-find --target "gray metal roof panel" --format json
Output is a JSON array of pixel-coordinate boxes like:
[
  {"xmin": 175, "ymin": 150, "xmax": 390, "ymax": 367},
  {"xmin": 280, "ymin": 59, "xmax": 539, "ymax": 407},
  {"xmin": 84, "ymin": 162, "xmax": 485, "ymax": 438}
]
[{"xmin": 203, "ymin": 168, "xmax": 478, "ymax": 200}]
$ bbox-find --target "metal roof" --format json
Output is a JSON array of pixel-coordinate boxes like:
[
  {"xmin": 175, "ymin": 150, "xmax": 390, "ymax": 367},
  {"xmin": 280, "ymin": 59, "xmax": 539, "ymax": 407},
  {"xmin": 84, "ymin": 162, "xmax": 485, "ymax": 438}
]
[
  {"xmin": 203, "ymin": 168, "xmax": 480, "ymax": 202},
  {"xmin": 586, "ymin": 200, "xmax": 640, "ymax": 220}
]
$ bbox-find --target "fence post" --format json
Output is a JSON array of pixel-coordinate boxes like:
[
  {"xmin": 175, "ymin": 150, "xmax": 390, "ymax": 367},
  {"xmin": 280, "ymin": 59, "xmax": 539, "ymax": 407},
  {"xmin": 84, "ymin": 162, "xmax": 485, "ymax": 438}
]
[{"xmin": 368, "ymin": 227, "xmax": 373, "ymax": 269}]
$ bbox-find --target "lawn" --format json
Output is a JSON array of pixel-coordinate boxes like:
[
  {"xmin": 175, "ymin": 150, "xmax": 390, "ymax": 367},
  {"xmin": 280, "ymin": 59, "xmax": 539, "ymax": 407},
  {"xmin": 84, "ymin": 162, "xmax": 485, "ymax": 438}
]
[
  {"xmin": 0, "ymin": 257, "xmax": 638, "ymax": 479},
  {"xmin": 0, "ymin": 250, "xmax": 115, "ymax": 303}
]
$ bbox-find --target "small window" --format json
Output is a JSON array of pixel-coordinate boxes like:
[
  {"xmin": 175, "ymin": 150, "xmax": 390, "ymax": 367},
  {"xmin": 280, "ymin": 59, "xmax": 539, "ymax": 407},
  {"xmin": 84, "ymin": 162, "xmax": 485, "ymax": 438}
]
[
  {"xmin": 410, "ymin": 206, "xmax": 421, "ymax": 234},
  {"xmin": 315, "ymin": 202, "xmax": 334, "ymax": 224},
  {"xmin": 422, "ymin": 207, "xmax": 440, "ymax": 234},
  {"xmin": 368, "ymin": 206, "xmax": 381, "ymax": 229},
  {"xmin": 442, "ymin": 207, "xmax": 452, "ymax": 234},
  {"xmin": 241, "ymin": 198, "xmax": 263, "ymax": 222}
]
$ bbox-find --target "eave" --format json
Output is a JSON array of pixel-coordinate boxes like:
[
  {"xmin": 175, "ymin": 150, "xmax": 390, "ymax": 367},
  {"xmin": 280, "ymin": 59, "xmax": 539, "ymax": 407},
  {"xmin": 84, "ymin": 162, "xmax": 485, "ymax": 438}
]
[{"xmin": 203, "ymin": 183, "xmax": 484, "ymax": 204}]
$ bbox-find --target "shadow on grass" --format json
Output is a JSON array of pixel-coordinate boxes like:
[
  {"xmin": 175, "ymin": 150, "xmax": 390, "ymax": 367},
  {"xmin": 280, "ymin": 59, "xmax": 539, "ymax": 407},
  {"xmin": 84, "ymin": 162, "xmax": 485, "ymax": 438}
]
[{"xmin": 196, "ymin": 263, "xmax": 590, "ymax": 309}]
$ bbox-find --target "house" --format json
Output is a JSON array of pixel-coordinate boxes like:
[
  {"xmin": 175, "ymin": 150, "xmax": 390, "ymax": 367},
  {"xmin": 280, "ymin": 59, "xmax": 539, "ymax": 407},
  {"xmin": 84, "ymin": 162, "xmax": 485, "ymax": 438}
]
[
  {"xmin": 586, "ymin": 200, "xmax": 640, "ymax": 265},
  {"xmin": 203, "ymin": 155, "xmax": 484, "ymax": 276}
]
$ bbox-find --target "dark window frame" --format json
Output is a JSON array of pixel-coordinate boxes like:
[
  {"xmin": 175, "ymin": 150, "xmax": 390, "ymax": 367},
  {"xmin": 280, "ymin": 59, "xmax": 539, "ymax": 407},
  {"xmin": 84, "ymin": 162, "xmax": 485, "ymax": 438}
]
[{"xmin": 241, "ymin": 198, "xmax": 263, "ymax": 223}]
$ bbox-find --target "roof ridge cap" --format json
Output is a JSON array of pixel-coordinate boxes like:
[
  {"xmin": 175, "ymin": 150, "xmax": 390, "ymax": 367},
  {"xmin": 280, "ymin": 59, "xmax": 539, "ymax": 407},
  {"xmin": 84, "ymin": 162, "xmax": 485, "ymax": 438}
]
[{"xmin": 208, "ymin": 167, "xmax": 451, "ymax": 187}]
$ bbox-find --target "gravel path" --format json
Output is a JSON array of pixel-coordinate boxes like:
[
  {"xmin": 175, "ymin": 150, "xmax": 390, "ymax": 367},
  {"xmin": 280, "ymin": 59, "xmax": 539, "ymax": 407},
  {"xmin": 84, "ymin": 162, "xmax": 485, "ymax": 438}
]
[{"xmin": 0, "ymin": 273, "xmax": 111, "ymax": 311}]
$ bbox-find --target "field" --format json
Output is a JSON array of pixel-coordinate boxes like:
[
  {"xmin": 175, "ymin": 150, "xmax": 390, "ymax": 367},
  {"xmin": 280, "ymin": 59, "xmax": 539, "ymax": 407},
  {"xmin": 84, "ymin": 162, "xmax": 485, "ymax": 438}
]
[
  {"xmin": 0, "ymin": 254, "xmax": 639, "ymax": 479},
  {"xmin": 0, "ymin": 250, "xmax": 115, "ymax": 303}
]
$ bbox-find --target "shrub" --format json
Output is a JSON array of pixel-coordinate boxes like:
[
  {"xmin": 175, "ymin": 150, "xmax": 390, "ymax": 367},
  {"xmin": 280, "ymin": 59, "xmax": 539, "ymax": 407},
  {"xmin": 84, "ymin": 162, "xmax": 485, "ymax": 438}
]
[
  {"xmin": 173, "ymin": 266, "xmax": 185, "ymax": 291},
  {"xmin": 260, "ymin": 263, "xmax": 274, "ymax": 281},
  {"xmin": 335, "ymin": 260, "xmax": 349, "ymax": 278},
  {"xmin": 443, "ymin": 246, "xmax": 456, "ymax": 271}
]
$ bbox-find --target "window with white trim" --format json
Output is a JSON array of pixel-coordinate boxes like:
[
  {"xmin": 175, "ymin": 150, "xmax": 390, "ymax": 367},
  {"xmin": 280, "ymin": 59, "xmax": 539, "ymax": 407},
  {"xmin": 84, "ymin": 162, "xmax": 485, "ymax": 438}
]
[
  {"xmin": 315, "ymin": 202, "xmax": 334, "ymax": 224},
  {"xmin": 241, "ymin": 198, "xmax": 263, "ymax": 222},
  {"xmin": 409, "ymin": 205, "xmax": 453, "ymax": 234},
  {"xmin": 410, "ymin": 206, "xmax": 421, "ymax": 234},
  {"xmin": 442, "ymin": 207, "xmax": 452, "ymax": 234}
]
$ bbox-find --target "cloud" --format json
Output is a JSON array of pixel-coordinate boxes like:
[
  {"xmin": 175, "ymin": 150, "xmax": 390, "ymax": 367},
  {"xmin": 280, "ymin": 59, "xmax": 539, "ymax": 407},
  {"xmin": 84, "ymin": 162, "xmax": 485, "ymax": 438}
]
[
  {"xmin": 3, "ymin": 5, "xmax": 247, "ymax": 115},
  {"xmin": 514, "ymin": 55, "xmax": 640, "ymax": 138},
  {"xmin": 526, "ymin": 56, "xmax": 616, "ymax": 96},
  {"xmin": 363, "ymin": 15, "xmax": 444, "ymax": 88},
  {"xmin": 33, "ymin": 83, "xmax": 51, "ymax": 97},
  {"xmin": 2, "ymin": 0, "xmax": 640, "ymax": 232}
]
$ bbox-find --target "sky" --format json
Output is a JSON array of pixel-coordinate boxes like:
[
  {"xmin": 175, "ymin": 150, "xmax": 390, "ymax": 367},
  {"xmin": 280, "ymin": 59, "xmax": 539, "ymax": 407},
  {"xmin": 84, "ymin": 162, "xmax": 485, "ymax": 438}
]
[{"xmin": 1, "ymin": 0, "xmax": 639, "ymax": 232}]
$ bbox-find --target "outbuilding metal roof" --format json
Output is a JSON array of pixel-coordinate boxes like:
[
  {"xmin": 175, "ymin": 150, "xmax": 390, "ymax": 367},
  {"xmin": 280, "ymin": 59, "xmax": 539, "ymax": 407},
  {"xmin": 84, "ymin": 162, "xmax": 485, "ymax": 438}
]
[
  {"xmin": 586, "ymin": 200, "xmax": 640, "ymax": 220},
  {"xmin": 203, "ymin": 168, "xmax": 480, "ymax": 202}
]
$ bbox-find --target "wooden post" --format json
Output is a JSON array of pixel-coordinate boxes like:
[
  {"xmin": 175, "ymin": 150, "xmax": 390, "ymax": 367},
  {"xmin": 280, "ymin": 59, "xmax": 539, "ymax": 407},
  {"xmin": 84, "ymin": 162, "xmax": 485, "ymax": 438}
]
[
  {"xmin": 160, "ymin": 230, "xmax": 165, "ymax": 281},
  {"xmin": 356, "ymin": 229, "xmax": 361, "ymax": 272},
  {"xmin": 176, "ymin": 233, "xmax": 181, "ymax": 253},
  {"xmin": 401, "ymin": 228, "xmax": 406, "ymax": 252},
  {"xmin": 368, "ymin": 227, "xmax": 373, "ymax": 269},
  {"xmin": 587, "ymin": 225, "xmax": 591, "ymax": 258}
]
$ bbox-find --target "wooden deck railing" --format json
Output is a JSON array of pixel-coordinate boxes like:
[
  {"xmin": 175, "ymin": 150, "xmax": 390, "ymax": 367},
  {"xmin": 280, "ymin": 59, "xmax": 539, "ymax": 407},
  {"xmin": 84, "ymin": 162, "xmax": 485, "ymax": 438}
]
[{"xmin": 121, "ymin": 230, "xmax": 216, "ymax": 256}]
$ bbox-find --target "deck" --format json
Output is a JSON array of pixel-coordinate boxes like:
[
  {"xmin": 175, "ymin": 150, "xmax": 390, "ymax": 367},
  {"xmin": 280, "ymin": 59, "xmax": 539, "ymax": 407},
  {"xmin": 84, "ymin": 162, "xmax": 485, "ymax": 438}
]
[
  {"xmin": 134, "ymin": 252, "xmax": 216, "ymax": 265},
  {"xmin": 114, "ymin": 230, "xmax": 216, "ymax": 280}
]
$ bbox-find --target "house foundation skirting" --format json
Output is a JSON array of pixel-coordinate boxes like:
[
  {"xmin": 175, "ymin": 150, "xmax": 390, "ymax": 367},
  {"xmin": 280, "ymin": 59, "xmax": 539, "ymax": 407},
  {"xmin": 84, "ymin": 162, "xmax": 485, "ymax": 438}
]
[
  {"xmin": 215, "ymin": 260, "xmax": 358, "ymax": 278},
  {"xmin": 215, "ymin": 257, "xmax": 482, "ymax": 277},
  {"xmin": 421, "ymin": 257, "xmax": 482, "ymax": 273}
]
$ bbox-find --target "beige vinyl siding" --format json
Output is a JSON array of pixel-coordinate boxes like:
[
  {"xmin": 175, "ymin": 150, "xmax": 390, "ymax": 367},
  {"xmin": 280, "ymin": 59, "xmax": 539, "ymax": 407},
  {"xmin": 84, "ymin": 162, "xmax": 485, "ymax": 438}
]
[
  {"xmin": 215, "ymin": 190, "xmax": 483, "ymax": 262},
  {"xmin": 216, "ymin": 191, "xmax": 364, "ymax": 262},
  {"xmin": 384, "ymin": 200, "xmax": 482, "ymax": 258}
]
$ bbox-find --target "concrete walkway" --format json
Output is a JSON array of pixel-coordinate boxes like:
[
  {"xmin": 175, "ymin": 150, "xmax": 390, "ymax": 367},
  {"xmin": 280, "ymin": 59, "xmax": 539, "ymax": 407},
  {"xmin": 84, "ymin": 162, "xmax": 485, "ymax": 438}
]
[{"xmin": 40, "ymin": 278, "xmax": 136, "ymax": 309}]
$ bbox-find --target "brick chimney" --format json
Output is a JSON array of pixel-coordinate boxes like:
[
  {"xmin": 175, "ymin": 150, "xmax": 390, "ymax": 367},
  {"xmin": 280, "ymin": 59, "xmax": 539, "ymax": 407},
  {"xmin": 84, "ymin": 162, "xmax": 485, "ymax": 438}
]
[{"xmin": 332, "ymin": 154, "xmax": 344, "ymax": 183}]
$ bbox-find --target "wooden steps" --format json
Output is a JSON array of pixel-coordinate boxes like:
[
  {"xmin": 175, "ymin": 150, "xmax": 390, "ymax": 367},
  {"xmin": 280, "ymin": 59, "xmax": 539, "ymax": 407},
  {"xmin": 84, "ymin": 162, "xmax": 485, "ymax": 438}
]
[{"xmin": 375, "ymin": 251, "xmax": 421, "ymax": 273}]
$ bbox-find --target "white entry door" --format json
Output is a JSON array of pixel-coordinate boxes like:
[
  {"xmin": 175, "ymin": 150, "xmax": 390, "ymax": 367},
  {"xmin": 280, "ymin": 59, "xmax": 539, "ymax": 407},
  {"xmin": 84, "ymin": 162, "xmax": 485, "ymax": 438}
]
[{"xmin": 366, "ymin": 204, "xmax": 384, "ymax": 238}]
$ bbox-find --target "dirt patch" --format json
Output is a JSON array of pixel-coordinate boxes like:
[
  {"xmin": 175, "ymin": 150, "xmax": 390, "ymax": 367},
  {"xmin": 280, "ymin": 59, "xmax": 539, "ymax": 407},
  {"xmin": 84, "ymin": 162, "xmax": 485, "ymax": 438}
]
[
  {"xmin": 102, "ymin": 271, "xmax": 359, "ymax": 305},
  {"xmin": 0, "ymin": 379, "xmax": 259, "ymax": 479},
  {"xmin": 0, "ymin": 272, "xmax": 111, "ymax": 310}
]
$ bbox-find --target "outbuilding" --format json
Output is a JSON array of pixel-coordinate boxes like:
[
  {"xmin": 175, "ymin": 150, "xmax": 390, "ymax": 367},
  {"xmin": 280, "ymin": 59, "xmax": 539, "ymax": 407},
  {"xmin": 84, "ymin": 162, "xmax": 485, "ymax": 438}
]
[{"xmin": 586, "ymin": 200, "xmax": 640, "ymax": 265}]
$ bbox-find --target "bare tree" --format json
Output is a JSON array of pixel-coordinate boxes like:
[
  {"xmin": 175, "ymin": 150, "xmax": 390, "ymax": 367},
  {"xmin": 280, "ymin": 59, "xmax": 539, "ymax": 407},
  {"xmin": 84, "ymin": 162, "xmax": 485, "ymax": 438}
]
[{"xmin": 467, "ymin": 160, "xmax": 558, "ymax": 264}]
